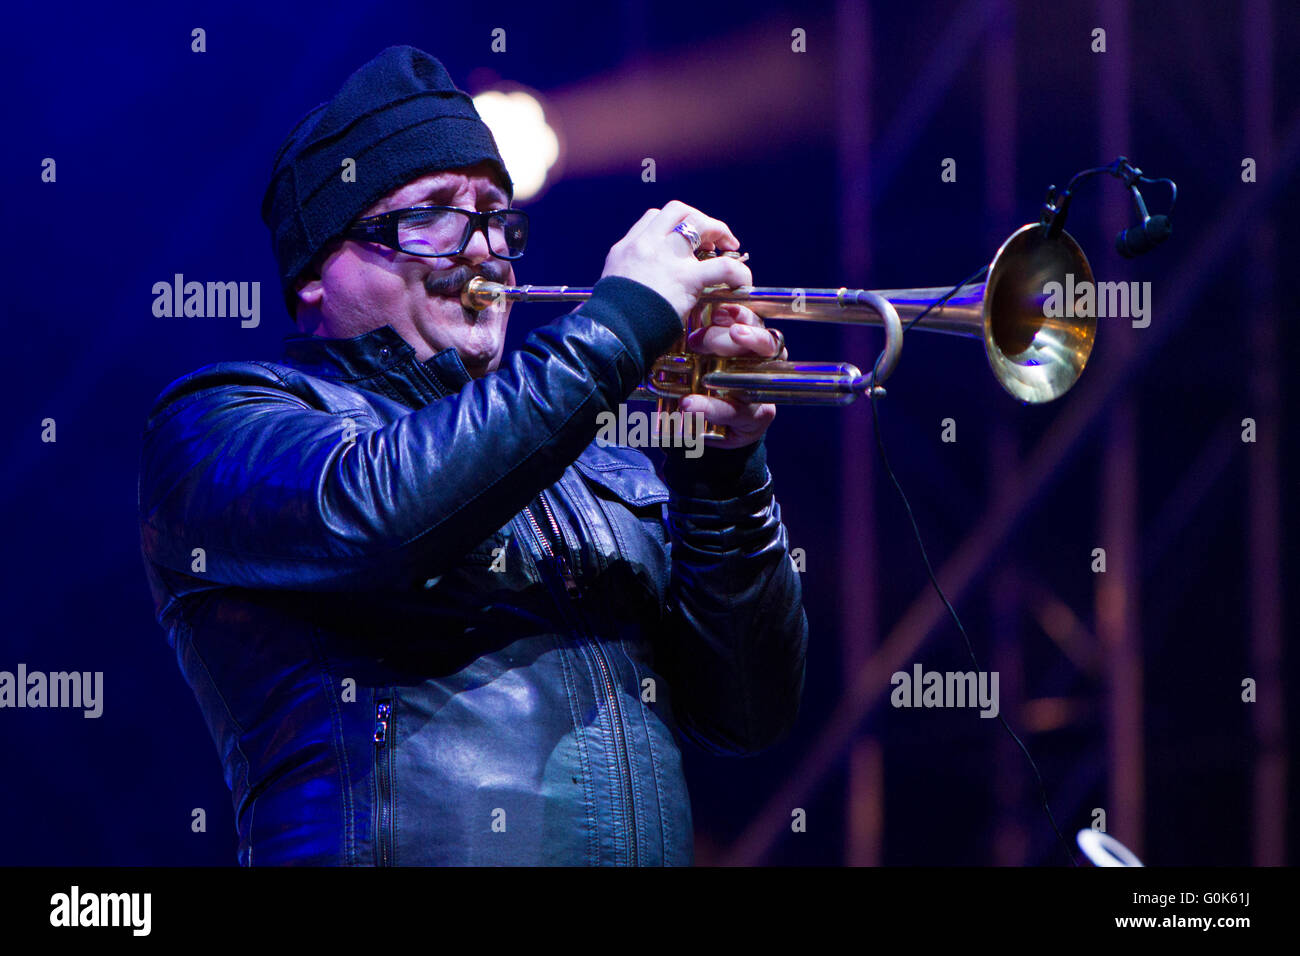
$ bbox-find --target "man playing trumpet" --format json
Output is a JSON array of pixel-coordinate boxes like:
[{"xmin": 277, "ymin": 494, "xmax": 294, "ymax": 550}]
[{"xmin": 138, "ymin": 45, "xmax": 807, "ymax": 866}]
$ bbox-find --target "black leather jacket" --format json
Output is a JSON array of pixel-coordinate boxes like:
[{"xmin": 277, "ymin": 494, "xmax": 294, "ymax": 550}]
[{"xmin": 138, "ymin": 276, "xmax": 808, "ymax": 865}]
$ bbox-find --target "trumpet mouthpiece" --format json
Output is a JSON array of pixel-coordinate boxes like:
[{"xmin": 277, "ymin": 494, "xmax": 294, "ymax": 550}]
[{"xmin": 461, "ymin": 276, "xmax": 504, "ymax": 313}]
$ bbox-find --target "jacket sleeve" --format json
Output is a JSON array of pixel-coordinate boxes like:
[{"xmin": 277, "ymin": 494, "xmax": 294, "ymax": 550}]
[
  {"xmin": 656, "ymin": 439, "xmax": 809, "ymax": 755},
  {"xmin": 139, "ymin": 277, "xmax": 683, "ymax": 593}
]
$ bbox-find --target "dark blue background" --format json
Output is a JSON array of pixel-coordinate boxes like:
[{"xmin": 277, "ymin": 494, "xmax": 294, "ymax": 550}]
[{"xmin": 3, "ymin": 0, "xmax": 1296, "ymax": 865}]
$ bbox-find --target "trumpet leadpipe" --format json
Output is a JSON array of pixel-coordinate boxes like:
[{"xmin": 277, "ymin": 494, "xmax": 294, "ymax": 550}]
[{"xmin": 462, "ymin": 278, "xmax": 976, "ymax": 332}]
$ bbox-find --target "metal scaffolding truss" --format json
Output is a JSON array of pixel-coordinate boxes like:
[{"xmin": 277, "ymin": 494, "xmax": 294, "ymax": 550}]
[{"xmin": 721, "ymin": 0, "xmax": 1288, "ymax": 867}]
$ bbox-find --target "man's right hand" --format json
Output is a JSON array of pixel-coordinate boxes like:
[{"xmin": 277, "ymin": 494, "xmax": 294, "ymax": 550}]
[{"xmin": 600, "ymin": 200, "xmax": 753, "ymax": 322}]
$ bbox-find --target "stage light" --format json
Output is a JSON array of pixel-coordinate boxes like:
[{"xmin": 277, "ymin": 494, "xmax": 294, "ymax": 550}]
[
  {"xmin": 472, "ymin": 88, "xmax": 561, "ymax": 202},
  {"xmin": 1076, "ymin": 830, "xmax": 1144, "ymax": 866}
]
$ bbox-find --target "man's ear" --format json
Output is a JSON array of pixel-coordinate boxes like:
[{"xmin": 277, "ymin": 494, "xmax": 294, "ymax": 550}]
[
  {"xmin": 291, "ymin": 271, "xmax": 325, "ymax": 333},
  {"xmin": 294, "ymin": 239, "xmax": 344, "ymax": 329},
  {"xmin": 296, "ymin": 240, "xmax": 343, "ymax": 315},
  {"xmin": 295, "ymin": 273, "xmax": 325, "ymax": 310}
]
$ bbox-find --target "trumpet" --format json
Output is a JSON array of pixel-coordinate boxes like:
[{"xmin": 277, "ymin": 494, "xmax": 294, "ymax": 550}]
[{"xmin": 462, "ymin": 223, "xmax": 1096, "ymax": 436}]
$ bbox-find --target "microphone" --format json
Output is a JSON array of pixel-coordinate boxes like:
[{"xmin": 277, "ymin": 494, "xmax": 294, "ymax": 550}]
[{"xmin": 1115, "ymin": 214, "xmax": 1171, "ymax": 258}]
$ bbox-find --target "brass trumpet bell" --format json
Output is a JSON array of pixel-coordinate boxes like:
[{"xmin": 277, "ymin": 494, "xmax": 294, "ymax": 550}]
[{"xmin": 964, "ymin": 223, "xmax": 1096, "ymax": 404}]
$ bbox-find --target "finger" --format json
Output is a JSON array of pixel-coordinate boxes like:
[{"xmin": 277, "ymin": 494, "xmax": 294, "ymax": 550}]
[
  {"xmin": 691, "ymin": 255, "xmax": 752, "ymax": 290},
  {"xmin": 681, "ymin": 394, "xmax": 741, "ymax": 428},
  {"xmin": 649, "ymin": 200, "xmax": 703, "ymax": 230},
  {"xmin": 691, "ymin": 216, "xmax": 740, "ymax": 252},
  {"xmin": 702, "ymin": 304, "xmax": 759, "ymax": 327},
  {"xmin": 647, "ymin": 200, "xmax": 701, "ymax": 239},
  {"xmin": 703, "ymin": 304, "xmax": 739, "ymax": 326},
  {"xmin": 679, "ymin": 394, "xmax": 777, "ymax": 443},
  {"xmin": 686, "ymin": 325, "xmax": 748, "ymax": 356},
  {"xmin": 731, "ymin": 323, "xmax": 783, "ymax": 358},
  {"xmin": 651, "ymin": 201, "xmax": 741, "ymax": 252},
  {"xmin": 686, "ymin": 323, "xmax": 783, "ymax": 358},
  {"xmin": 623, "ymin": 207, "xmax": 661, "ymax": 242},
  {"xmin": 682, "ymin": 213, "xmax": 740, "ymax": 253},
  {"xmin": 723, "ymin": 304, "xmax": 764, "ymax": 327}
]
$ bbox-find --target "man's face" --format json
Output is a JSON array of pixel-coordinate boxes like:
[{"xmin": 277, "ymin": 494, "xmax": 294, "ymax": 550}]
[{"xmin": 295, "ymin": 161, "xmax": 515, "ymax": 377}]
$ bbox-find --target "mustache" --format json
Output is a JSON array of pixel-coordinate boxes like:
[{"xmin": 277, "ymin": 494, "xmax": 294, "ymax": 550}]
[{"xmin": 423, "ymin": 260, "xmax": 513, "ymax": 297}]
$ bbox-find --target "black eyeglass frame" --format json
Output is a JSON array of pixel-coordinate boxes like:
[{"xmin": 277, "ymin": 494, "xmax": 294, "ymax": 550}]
[{"xmin": 341, "ymin": 204, "xmax": 529, "ymax": 260}]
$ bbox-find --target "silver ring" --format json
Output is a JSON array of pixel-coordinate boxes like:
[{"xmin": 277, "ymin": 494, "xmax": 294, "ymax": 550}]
[
  {"xmin": 671, "ymin": 220, "xmax": 703, "ymax": 253},
  {"xmin": 767, "ymin": 328, "xmax": 785, "ymax": 357}
]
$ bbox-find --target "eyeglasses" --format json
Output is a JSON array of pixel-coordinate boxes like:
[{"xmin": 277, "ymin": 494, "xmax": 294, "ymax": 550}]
[{"xmin": 342, "ymin": 205, "xmax": 529, "ymax": 260}]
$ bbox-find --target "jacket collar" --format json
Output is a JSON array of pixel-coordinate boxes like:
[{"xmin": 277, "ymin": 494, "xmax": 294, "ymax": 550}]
[{"xmin": 280, "ymin": 324, "xmax": 474, "ymax": 406}]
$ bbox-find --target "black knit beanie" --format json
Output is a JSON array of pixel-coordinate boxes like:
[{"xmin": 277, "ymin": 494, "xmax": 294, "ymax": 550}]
[{"xmin": 261, "ymin": 46, "xmax": 513, "ymax": 315}]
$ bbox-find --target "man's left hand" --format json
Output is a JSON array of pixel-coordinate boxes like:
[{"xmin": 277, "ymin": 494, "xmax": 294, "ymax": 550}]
[{"xmin": 680, "ymin": 304, "xmax": 784, "ymax": 450}]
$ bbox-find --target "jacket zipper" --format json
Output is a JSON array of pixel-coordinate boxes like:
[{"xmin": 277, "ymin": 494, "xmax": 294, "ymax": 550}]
[
  {"xmin": 374, "ymin": 697, "xmax": 394, "ymax": 866},
  {"xmin": 522, "ymin": 490, "xmax": 639, "ymax": 866}
]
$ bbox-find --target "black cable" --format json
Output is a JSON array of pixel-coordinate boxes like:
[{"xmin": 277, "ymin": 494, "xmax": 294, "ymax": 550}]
[
  {"xmin": 902, "ymin": 264, "xmax": 989, "ymax": 333},
  {"xmin": 1043, "ymin": 157, "xmax": 1176, "ymax": 245},
  {"xmin": 1140, "ymin": 175, "xmax": 1177, "ymax": 215},
  {"xmin": 868, "ymin": 279, "xmax": 1079, "ymax": 867}
]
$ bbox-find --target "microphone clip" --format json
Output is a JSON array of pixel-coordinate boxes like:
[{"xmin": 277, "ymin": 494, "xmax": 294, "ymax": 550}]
[
  {"xmin": 1039, "ymin": 183, "xmax": 1072, "ymax": 241},
  {"xmin": 1038, "ymin": 156, "xmax": 1177, "ymax": 257}
]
